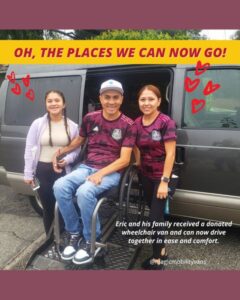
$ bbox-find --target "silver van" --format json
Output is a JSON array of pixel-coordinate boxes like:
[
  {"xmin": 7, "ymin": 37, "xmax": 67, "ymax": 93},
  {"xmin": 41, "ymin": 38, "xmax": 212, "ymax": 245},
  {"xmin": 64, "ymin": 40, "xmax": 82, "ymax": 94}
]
[{"xmin": 0, "ymin": 64, "xmax": 240, "ymax": 224}]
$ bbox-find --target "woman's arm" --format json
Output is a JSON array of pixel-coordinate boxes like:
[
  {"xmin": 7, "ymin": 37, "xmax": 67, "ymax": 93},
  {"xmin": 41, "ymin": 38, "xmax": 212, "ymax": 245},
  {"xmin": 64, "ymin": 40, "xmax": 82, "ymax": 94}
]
[
  {"xmin": 24, "ymin": 120, "xmax": 39, "ymax": 183},
  {"xmin": 156, "ymin": 140, "xmax": 176, "ymax": 199}
]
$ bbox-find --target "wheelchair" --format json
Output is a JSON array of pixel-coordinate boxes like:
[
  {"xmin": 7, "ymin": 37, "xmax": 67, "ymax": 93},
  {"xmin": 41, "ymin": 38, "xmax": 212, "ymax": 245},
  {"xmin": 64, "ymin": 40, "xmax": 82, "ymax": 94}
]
[
  {"xmin": 25, "ymin": 142, "xmax": 146, "ymax": 270},
  {"xmin": 53, "ymin": 162, "xmax": 144, "ymax": 265}
]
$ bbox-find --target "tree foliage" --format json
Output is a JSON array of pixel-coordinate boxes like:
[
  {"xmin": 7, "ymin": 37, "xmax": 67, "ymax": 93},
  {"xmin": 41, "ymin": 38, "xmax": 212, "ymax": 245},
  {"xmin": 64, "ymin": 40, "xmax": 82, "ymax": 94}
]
[
  {"xmin": 0, "ymin": 29, "xmax": 204, "ymax": 40},
  {"xmin": 0, "ymin": 30, "xmax": 62, "ymax": 40},
  {"xmin": 0, "ymin": 30, "xmax": 44, "ymax": 39},
  {"xmin": 92, "ymin": 29, "xmax": 203, "ymax": 40},
  {"xmin": 232, "ymin": 30, "xmax": 240, "ymax": 40},
  {"xmin": 73, "ymin": 30, "xmax": 104, "ymax": 39},
  {"xmin": 53, "ymin": 29, "xmax": 202, "ymax": 40}
]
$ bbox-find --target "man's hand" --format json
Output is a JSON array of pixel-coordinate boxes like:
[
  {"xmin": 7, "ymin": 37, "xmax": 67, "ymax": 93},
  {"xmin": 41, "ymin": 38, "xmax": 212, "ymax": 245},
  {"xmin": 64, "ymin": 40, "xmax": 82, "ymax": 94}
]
[
  {"xmin": 87, "ymin": 171, "xmax": 103, "ymax": 185},
  {"xmin": 133, "ymin": 146, "xmax": 141, "ymax": 167},
  {"xmin": 52, "ymin": 136, "xmax": 86, "ymax": 173},
  {"xmin": 133, "ymin": 161, "xmax": 141, "ymax": 167},
  {"xmin": 57, "ymin": 159, "xmax": 67, "ymax": 168},
  {"xmin": 52, "ymin": 149, "xmax": 63, "ymax": 173}
]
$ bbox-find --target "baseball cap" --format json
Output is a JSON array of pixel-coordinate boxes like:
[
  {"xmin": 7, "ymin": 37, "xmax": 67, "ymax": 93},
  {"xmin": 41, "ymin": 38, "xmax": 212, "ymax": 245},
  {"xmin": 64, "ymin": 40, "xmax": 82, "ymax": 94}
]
[{"xmin": 100, "ymin": 79, "xmax": 124, "ymax": 95}]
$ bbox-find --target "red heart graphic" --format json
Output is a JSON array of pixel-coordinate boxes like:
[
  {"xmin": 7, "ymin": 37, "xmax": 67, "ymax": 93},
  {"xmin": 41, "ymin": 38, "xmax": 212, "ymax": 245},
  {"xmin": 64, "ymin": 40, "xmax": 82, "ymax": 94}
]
[
  {"xmin": 26, "ymin": 89, "xmax": 35, "ymax": 101},
  {"xmin": 203, "ymin": 80, "xmax": 221, "ymax": 96},
  {"xmin": 7, "ymin": 71, "xmax": 16, "ymax": 84},
  {"xmin": 11, "ymin": 83, "xmax": 21, "ymax": 95},
  {"xmin": 185, "ymin": 77, "xmax": 200, "ymax": 93},
  {"xmin": 191, "ymin": 99, "xmax": 206, "ymax": 114},
  {"xmin": 195, "ymin": 60, "xmax": 210, "ymax": 76},
  {"xmin": 22, "ymin": 74, "xmax": 31, "ymax": 87}
]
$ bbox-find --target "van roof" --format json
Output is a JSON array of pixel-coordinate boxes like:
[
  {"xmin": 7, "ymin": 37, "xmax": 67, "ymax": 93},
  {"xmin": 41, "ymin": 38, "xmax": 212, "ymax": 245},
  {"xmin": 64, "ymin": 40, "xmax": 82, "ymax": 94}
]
[
  {"xmin": 7, "ymin": 64, "xmax": 117, "ymax": 75},
  {"xmin": 7, "ymin": 64, "xmax": 239, "ymax": 75}
]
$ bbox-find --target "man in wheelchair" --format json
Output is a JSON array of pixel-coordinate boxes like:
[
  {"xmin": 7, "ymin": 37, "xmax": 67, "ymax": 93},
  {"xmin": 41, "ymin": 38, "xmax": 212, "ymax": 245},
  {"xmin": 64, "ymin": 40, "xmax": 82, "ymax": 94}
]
[{"xmin": 52, "ymin": 79, "xmax": 136, "ymax": 265}]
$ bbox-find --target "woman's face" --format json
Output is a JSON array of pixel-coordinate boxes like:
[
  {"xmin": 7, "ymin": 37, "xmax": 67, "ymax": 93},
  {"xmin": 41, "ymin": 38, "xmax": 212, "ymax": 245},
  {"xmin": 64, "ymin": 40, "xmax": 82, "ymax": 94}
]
[
  {"xmin": 138, "ymin": 89, "xmax": 161, "ymax": 116},
  {"xmin": 45, "ymin": 92, "xmax": 65, "ymax": 117}
]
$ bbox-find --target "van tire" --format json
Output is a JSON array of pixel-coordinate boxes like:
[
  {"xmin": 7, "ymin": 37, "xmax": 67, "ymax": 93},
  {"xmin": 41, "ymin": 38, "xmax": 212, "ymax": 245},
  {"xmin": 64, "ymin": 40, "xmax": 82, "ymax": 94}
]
[{"xmin": 29, "ymin": 194, "xmax": 43, "ymax": 216}]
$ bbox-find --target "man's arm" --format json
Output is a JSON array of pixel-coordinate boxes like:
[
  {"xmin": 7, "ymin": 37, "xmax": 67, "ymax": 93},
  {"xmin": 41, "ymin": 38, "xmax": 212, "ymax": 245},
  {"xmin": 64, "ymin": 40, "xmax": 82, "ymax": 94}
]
[
  {"xmin": 59, "ymin": 136, "xmax": 86, "ymax": 156},
  {"xmin": 53, "ymin": 136, "xmax": 86, "ymax": 173},
  {"xmin": 87, "ymin": 147, "xmax": 133, "ymax": 185}
]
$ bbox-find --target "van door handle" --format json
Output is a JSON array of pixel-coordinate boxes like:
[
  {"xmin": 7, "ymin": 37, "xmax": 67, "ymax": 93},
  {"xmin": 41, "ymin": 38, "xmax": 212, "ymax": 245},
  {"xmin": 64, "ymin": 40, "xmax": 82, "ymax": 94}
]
[
  {"xmin": 175, "ymin": 146, "xmax": 185, "ymax": 165},
  {"xmin": 175, "ymin": 161, "xmax": 184, "ymax": 165}
]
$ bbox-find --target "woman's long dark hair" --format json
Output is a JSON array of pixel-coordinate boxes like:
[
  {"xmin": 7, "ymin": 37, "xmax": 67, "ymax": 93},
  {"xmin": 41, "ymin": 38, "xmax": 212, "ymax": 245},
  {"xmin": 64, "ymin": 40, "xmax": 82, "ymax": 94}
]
[{"xmin": 45, "ymin": 90, "xmax": 71, "ymax": 147}]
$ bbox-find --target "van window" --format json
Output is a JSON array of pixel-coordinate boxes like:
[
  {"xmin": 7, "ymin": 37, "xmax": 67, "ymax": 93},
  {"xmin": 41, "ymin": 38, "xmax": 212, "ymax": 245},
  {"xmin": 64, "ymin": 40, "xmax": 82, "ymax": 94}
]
[
  {"xmin": 183, "ymin": 69, "xmax": 240, "ymax": 129},
  {"xmin": 4, "ymin": 76, "xmax": 81, "ymax": 126}
]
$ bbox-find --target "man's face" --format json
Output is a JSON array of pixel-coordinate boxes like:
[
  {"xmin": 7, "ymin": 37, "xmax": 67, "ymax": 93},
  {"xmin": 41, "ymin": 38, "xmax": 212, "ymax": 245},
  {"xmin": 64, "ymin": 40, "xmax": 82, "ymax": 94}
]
[{"xmin": 99, "ymin": 90, "xmax": 123, "ymax": 117}]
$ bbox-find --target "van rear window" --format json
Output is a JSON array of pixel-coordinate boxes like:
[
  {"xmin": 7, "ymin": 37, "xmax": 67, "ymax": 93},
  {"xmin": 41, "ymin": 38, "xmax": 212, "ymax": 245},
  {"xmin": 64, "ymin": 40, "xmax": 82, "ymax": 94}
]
[
  {"xmin": 5, "ymin": 76, "xmax": 81, "ymax": 126},
  {"xmin": 183, "ymin": 69, "xmax": 240, "ymax": 129}
]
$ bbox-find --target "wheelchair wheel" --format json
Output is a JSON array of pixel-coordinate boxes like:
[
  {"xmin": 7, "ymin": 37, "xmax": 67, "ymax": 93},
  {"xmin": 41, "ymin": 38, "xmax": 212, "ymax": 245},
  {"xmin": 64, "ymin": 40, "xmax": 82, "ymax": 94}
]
[{"xmin": 119, "ymin": 165, "xmax": 145, "ymax": 225}]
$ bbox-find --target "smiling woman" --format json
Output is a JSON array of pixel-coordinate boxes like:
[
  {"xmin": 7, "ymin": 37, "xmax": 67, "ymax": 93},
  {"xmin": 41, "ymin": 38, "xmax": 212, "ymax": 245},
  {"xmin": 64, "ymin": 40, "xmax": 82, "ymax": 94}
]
[
  {"xmin": 134, "ymin": 84, "xmax": 177, "ymax": 270},
  {"xmin": 46, "ymin": 92, "xmax": 66, "ymax": 118},
  {"xmin": 23, "ymin": 90, "xmax": 80, "ymax": 235}
]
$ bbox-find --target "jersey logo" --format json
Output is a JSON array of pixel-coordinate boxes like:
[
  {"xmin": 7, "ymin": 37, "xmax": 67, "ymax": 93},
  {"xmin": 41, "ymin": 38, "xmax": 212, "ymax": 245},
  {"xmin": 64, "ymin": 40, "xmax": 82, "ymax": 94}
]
[
  {"xmin": 151, "ymin": 130, "xmax": 162, "ymax": 141},
  {"xmin": 92, "ymin": 126, "xmax": 99, "ymax": 132},
  {"xmin": 112, "ymin": 129, "xmax": 122, "ymax": 140}
]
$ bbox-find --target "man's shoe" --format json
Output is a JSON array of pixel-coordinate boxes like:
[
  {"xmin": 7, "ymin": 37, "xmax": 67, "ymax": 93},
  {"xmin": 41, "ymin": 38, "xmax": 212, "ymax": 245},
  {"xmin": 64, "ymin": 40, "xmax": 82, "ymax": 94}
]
[
  {"xmin": 61, "ymin": 233, "xmax": 82, "ymax": 261},
  {"xmin": 141, "ymin": 257, "xmax": 165, "ymax": 270},
  {"xmin": 72, "ymin": 239, "xmax": 101, "ymax": 265}
]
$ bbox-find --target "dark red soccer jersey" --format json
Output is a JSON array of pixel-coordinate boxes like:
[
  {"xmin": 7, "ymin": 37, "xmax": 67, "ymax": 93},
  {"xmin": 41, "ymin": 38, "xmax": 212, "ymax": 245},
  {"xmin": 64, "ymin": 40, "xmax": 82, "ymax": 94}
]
[
  {"xmin": 135, "ymin": 112, "xmax": 177, "ymax": 180},
  {"xmin": 79, "ymin": 110, "xmax": 136, "ymax": 169}
]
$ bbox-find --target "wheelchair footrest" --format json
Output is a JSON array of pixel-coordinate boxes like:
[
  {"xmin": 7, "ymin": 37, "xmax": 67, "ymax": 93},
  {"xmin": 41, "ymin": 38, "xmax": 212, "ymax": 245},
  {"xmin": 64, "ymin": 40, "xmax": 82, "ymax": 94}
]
[{"xmin": 27, "ymin": 228, "xmax": 140, "ymax": 270}]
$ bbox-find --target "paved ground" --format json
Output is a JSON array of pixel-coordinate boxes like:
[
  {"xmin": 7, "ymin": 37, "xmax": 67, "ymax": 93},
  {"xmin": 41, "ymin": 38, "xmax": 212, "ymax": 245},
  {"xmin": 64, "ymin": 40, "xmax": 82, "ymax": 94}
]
[
  {"xmin": 0, "ymin": 185, "xmax": 45, "ymax": 270},
  {"xmin": 0, "ymin": 184, "xmax": 239, "ymax": 270},
  {"xmin": 134, "ymin": 225, "xmax": 240, "ymax": 270}
]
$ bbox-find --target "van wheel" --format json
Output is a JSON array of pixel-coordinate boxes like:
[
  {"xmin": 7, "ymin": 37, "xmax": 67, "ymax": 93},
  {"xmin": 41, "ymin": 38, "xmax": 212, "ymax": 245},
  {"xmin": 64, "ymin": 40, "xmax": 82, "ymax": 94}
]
[{"xmin": 29, "ymin": 194, "xmax": 43, "ymax": 216}]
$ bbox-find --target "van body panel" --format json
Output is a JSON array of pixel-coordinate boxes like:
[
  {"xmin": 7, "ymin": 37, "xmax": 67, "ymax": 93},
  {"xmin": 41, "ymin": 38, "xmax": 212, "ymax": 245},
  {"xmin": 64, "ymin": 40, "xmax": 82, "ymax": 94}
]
[
  {"xmin": 172, "ymin": 189, "xmax": 240, "ymax": 225},
  {"xmin": 6, "ymin": 172, "xmax": 35, "ymax": 195}
]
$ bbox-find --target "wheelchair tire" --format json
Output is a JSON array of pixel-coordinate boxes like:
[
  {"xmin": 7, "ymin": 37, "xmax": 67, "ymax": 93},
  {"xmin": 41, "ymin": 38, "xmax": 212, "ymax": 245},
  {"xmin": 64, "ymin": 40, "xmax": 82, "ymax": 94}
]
[{"xmin": 119, "ymin": 165, "xmax": 145, "ymax": 224}]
